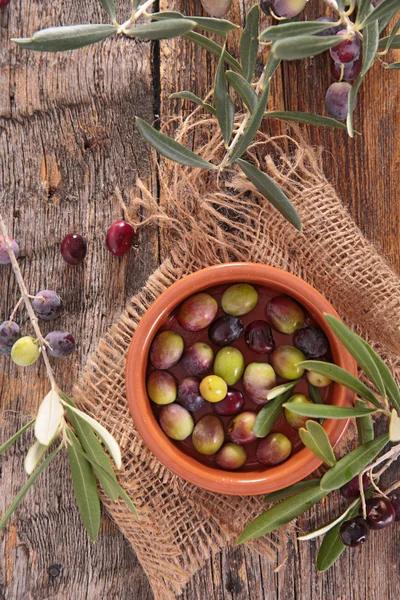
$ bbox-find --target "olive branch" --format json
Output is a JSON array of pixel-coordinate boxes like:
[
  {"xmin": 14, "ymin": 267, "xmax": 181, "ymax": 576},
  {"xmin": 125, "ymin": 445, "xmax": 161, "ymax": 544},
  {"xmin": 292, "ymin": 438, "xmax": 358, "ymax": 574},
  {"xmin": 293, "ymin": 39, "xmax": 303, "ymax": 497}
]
[
  {"xmin": 0, "ymin": 215, "xmax": 136, "ymax": 542},
  {"xmin": 10, "ymin": 0, "xmax": 400, "ymax": 232}
]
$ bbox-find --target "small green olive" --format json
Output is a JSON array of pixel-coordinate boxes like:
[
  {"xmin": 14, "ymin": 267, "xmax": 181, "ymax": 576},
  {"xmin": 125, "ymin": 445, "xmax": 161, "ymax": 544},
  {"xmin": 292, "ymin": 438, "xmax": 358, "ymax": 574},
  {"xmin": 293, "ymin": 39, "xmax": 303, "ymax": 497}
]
[{"xmin": 213, "ymin": 346, "xmax": 245, "ymax": 386}]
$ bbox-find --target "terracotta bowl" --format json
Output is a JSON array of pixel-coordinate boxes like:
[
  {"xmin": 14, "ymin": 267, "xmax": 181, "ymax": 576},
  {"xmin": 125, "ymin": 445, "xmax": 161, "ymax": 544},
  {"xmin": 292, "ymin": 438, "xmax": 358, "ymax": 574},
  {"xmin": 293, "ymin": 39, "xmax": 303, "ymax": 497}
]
[{"xmin": 126, "ymin": 263, "xmax": 357, "ymax": 496}]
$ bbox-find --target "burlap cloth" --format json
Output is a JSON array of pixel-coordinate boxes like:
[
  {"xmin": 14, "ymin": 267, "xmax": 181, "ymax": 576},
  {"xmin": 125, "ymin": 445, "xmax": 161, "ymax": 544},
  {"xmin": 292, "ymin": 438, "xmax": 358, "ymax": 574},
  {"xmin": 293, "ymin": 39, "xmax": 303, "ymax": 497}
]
[{"xmin": 72, "ymin": 115, "xmax": 400, "ymax": 600}]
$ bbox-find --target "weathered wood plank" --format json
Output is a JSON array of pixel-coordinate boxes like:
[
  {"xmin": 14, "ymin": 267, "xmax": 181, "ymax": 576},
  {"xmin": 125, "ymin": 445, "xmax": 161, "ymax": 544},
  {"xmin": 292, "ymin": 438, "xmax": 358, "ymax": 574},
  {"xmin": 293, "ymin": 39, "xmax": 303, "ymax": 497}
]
[{"xmin": 1, "ymin": 0, "xmax": 400, "ymax": 599}]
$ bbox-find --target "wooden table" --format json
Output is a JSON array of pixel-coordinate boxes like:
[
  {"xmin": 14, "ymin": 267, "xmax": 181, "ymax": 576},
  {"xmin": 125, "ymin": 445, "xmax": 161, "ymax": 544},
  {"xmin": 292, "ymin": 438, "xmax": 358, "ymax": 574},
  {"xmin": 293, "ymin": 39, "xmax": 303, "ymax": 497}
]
[{"xmin": 1, "ymin": 1, "xmax": 399, "ymax": 599}]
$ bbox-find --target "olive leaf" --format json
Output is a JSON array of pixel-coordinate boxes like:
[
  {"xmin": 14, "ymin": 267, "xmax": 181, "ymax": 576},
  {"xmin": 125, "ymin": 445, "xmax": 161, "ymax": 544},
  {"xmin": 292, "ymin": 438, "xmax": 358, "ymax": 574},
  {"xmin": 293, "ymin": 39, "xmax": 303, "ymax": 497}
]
[
  {"xmin": 320, "ymin": 434, "xmax": 389, "ymax": 492},
  {"xmin": 316, "ymin": 499, "xmax": 361, "ymax": 572},
  {"xmin": 60, "ymin": 401, "xmax": 122, "ymax": 469},
  {"xmin": 228, "ymin": 82, "xmax": 271, "ymax": 163},
  {"xmin": 125, "ymin": 19, "xmax": 197, "ymax": 40},
  {"xmin": 215, "ymin": 47, "xmax": 235, "ymax": 146},
  {"xmin": 237, "ymin": 485, "xmax": 327, "ymax": 544},
  {"xmin": 184, "ymin": 32, "xmax": 242, "ymax": 72},
  {"xmin": 307, "ymin": 382, "xmax": 323, "ymax": 405},
  {"xmin": 378, "ymin": 34, "xmax": 400, "ymax": 50},
  {"xmin": 169, "ymin": 91, "xmax": 216, "ymax": 115},
  {"xmin": 0, "ymin": 445, "xmax": 62, "ymax": 531},
  {"xmin": 272, "ymin": 35, "xmax": 342, "ymax": 61},
  {"xmin": 253, "ymin": 390, "xmax": 293, "ymax": 438},
  {"xmin": 297, "ymin": 497, "xmax": 359, "ymax": 541},
  {"xmin": 299, "ymin": 360, "xmax": 381, "ymax": 408},
  {"xmin": 356, "ymin": 0, "xmax": 374, "ymax": 25},
  {"xmin": 240, "ymin": 4, "xmax": 260, "ymax": 82},
  {"xmin": 389, "ymin": 408, "xmax": 400, "ymax": 442},
  {"xmin": 35, "ymin": 389, "xmax": 64, "ymax": 446},
  {"xmin": 62, "ymin": 393, "xmax": 120, "ymax": 502},
  {"xmin": 355, "ymin": 399, "xmax": 375, "ymax": 444},
  {"xmin": 24, "ymin": 441, "xmax": 47, "ymax": 475},
  {"xmin": 264, "ymin": 479, "xmax": 321, "ymax": 504},
  {"xmin": 132, "ymin": 0, "xmax": 141, "ymax": 10},
  {"xmin": 267, "ymin": 380, "xmax": 300, "ymax": 401},
  {"xmin": 324, "ymin": 314, "xmax": 385, "ymax": 397},
  {"xmin": 99, "ymin": 0, "xmax": 116, "ymax": 21},
  {"xmin": 71, "ymin": 443, "xmax": 137, "ymax": 516},
  {"xmin": 281, "ymin": 402, "xmax": 377, "ymax": 419},
  {"xmin": 236, "ymin": 158, "xmax": 302, "ymax": 231},
  {"xmin": 67, "ymin": 429, "xmax": 101, "ymax": 542},
  {"xmin": 226, "ymin": 71, "xmax": 258, "ymax": 114},
  {"xmin": 336, "ymin": 0, "xmax": 346, "ymax": 12},
  {"xmin": 265, "ymin": 111, "xmax": 352, "ymax": 132},
  {"xmin": 347, "ymin": 21, "xmax": 379, "ymax": 137},
  {"xmin": 260, "ymin": 21, "xmax": 338, "ymax": 42},
  {"xmin": 362, "ymin": 0, "xmax": 400, "ymax": 27},
  {"xmin": 358, "ymin": 338, "xmax": 400, "ymax": 413},
  {"xmin": 151, "ymin": 11, "xmax": 238, "ymax": 36},
  {"xmin": 0, "ymin": 419, "xmax": 35, "ymax": 456},
  {"xmin": 299, "ymin": 421, "xmax": 337, "ymax": 467},
  {"xmin": 12, "ymin": 24, "xmax": 118, "ymax": 52},
  {"xmin": 264, "ymin": 52, "xmax": 281, "ymax": 82},
  {"xmin": 136, "ymin": 117, "xmax": 217, "ymax": 170},
  {"xmin": 386, "ymin": 62, "xmax": 400, "ymax": 69}
]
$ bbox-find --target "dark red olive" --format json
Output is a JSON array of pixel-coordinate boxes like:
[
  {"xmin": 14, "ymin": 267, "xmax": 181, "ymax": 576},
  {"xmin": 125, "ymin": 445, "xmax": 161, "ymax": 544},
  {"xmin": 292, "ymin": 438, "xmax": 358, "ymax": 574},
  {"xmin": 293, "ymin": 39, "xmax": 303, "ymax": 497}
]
[
  {"xmin": 61, "ymin": 233, "xmax": 87, "ymax": 265},
  {"xmin": 338, "ymin": 517, "xmax": 369, "ymax": 547},
  {"xmin": 212, "ymin": 388, "xmax": 245, "ymax": 416},
  {"xmin": 340, "ymin": 474, "xmax": 369, "ymax": 501},
  {"xmin": 0, "ymin": 0, "xmax": 11, "ymax": 8},
  {"xmin": 106, "ymin": 220, "xmax": 135, "ymax": 256},
  {"xmin": 245, "ymin": 320, "xmax": 275, "ymax": 354},
  {"xmin": 365, "ymin": 497, "xmax": 396, "ymax": 530}
]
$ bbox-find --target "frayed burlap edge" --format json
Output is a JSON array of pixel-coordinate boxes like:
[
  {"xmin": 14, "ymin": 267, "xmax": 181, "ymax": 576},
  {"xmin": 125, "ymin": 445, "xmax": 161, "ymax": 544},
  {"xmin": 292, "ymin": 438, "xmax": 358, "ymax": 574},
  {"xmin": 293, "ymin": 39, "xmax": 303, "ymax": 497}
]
[{"xmin": 72, "ymin": 113, "xmax": 400, "ymax": 600}]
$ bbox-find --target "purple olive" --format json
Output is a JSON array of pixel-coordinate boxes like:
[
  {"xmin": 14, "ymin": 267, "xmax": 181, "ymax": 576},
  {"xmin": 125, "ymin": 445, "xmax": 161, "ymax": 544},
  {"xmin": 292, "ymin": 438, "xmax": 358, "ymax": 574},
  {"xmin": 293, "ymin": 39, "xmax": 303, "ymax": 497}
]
[
  {"xmin": 266, "ymin": 296, "xmax": 305, "ymax": 335},
  {"xmin": 147, "ymin": 370, "xmax": 177, "ymax": 405},
  {"xmin": 330, "ymin": 30, "xmax": 361, "ymax": 64},
  {"xmin": 271, "ymin": 0, "xmax": 307, "ymax": 18},
  {"xmin": 227, "ymin": 412, "xmax": 258, "ymax": 445},
  {"xmin": 159, "ymin": 404, "xmax": 194, "ymax": 440},
  {"xmin": 388, "ymin": 493, "xmax": 400, "ymax": 521},
  {"xmin": 149, "ymin": 330, "xmax": 184, "ymax": 370},
  {"xmin": 177, "ymin": 293, "xmax": 218, "ymax": 332},
  {"xmin": 365, "ymin": 497, "xmax": 396, "ymax": 530},
  {"xmin": 325, "ymin": 82, "xmax": 354, "ymax": 121},
  {"xmin": 212, "ymin": 388, "xmax": 245, "ymax": 416},
  {"xmin": 215, "ymin": 443, "xmax": 247, "ymax": 470},
  {"xmin": 178, "ymin": 377, "xmax": 205, "ymax": 412},
  {"xmin": 208, "ymin": 315, "xmax": 243, "ymax": 347},
  {"xmin": 181, "ymin": 342, "xmax": 214, "ymax": 376},
  {"xmin": 331, "ymin": 55, "xmax": 362, "ymax": 82},
  {"xmin": 245, "ymin": 320, "xmax": 275, "ymax": 354},
  {"xmin": 270, "ymin": 346, "xmax": 306, "ymax": 380},
  {"xmin": 293, "ymin": 326, "xmax": 329, "ymax": 359},
  {"xmin": 192, "ymin": 415, "xmax": 225, "ymax": 455},
  {"xmin": 339, "ymin": 517, "xmax": 369, "ymax": 547},
  {"xmin": 32, "ymin": 290, "xmax": 63, "ymax": 321},
  {"xmin": 0, "ymin": 235, "xmax": 19, "ymax": 264},
  {"xmin": 243, "ymin": 362, "xmax": 276, "ymax": 405},
  {"xmin": 45, "ymin": 330, "xmax": 76, "ymax": 358},
  {"xmin": 257, "ymin": 433, "xmax": 292, "ymax": 466},
  {"xmin": 0, "ymin": 321, "xmax": 21, "ymax": 355},
  {"xmin": 340, "ymin": 474, "xmax": 369, "ymax": 501}
]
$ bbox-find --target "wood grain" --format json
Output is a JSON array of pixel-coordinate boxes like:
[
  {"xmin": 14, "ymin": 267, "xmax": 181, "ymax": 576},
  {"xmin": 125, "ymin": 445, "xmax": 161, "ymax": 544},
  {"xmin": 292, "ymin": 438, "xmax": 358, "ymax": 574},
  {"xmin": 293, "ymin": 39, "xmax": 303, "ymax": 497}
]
[{"xmin": 1, "ymin": 1, "xmax": 399, "ymax": 599}]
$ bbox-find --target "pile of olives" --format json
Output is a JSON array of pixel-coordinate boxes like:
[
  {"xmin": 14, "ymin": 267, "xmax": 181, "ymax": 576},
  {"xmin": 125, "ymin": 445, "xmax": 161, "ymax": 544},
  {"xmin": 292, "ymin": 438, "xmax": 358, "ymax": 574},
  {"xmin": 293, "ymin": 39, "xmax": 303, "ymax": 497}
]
[{"xmin": 146, "ymin": 283, "xmax": 333, "ymax": 472}]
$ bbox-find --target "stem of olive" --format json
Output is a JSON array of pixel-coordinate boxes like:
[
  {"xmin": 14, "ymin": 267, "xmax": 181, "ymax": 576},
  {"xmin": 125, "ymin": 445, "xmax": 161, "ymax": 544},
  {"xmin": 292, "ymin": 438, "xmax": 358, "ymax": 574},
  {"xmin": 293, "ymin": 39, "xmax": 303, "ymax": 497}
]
[
  {"xmin": 0, "ymin": 213, "xmax": 57, "ymax": 391},
  {"xmin": 119, "ymin": 0, "xmax": 156, "ymax": 33}
]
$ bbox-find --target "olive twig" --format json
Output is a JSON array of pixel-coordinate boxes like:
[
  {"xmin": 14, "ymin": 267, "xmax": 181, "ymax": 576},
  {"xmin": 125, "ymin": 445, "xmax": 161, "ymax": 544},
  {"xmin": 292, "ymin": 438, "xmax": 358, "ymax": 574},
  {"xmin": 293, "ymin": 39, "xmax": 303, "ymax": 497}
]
[{"xmin": 0, "ymin": 213, "xmax": 57, "ymax": 391}]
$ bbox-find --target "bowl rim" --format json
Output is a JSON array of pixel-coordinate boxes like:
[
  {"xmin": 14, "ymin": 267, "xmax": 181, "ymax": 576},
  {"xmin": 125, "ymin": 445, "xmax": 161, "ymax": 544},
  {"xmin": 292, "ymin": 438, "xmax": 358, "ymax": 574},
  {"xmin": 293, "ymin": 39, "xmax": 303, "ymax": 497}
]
[{"xmin": 126, "ymin": 263, "xmax": 357, "ymax": 496}]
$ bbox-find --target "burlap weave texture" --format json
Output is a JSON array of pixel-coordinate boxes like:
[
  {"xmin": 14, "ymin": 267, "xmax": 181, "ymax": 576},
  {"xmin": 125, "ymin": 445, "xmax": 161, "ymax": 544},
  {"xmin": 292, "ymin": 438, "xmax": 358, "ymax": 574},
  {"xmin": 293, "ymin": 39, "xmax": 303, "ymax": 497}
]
[{"xmin": 72, "ymin": 119, "xmax": 400, "ymax": 600}]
